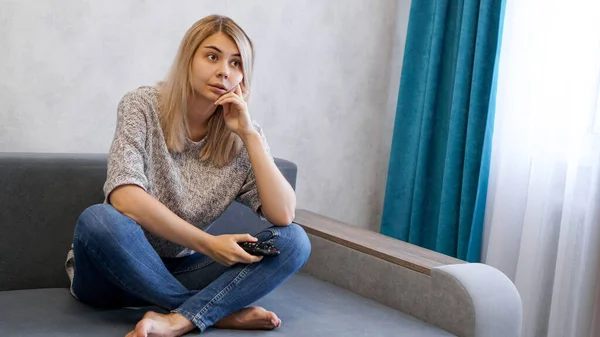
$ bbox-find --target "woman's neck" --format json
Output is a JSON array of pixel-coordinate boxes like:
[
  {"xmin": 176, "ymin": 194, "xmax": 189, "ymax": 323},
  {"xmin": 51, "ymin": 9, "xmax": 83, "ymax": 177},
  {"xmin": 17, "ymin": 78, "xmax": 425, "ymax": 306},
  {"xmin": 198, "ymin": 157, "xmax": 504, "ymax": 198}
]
[{"xmin": 186, "ymin": 94, "xmax": 218, "ymax": 142}]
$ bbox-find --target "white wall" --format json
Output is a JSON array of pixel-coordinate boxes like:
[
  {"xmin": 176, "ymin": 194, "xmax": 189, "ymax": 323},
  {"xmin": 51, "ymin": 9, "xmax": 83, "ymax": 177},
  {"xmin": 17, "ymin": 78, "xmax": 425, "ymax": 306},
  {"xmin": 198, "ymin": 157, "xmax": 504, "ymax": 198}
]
[{"xmin": 0, "ymin": 0, "xmax": 411, "ymax": 231}]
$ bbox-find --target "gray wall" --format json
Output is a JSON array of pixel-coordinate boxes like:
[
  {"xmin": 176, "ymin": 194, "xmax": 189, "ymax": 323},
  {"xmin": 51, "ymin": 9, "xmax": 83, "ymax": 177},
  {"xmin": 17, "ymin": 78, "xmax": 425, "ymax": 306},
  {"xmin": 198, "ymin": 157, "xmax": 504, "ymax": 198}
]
[{"xmin": 0, "ymin": 0, "xmax": 411, "ymax": 231}]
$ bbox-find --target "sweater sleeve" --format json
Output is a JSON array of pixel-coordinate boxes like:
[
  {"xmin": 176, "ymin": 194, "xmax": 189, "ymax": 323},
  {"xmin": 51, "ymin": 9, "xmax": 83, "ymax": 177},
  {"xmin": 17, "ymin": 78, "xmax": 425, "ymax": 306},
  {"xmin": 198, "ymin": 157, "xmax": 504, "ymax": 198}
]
[
  {"xmin": 103, "ymin": 92, "xmax": 150, "ymax": 202},
  {"xmin": 235, "ymin": 122, "xmax": 274, "ymax": 218}
]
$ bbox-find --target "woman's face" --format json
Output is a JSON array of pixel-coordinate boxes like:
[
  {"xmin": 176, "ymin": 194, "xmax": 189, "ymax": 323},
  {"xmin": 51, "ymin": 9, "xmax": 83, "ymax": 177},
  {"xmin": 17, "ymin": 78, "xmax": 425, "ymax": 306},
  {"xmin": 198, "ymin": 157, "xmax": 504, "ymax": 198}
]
[{"xmin": 190, "ymin": 32, "xmax": 244, "ymax": 102}]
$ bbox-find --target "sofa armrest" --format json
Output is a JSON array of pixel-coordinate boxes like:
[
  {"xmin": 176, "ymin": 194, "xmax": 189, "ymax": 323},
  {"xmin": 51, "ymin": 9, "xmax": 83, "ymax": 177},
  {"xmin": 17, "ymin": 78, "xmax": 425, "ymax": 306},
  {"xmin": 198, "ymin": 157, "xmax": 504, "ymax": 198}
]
[
  {"xmin": 430, "ymin": 263, "xmax": 522, "ymax": 337},
  {"xmin": 294, "ymin": 209, "xmax": 522, "ymax": 337}
]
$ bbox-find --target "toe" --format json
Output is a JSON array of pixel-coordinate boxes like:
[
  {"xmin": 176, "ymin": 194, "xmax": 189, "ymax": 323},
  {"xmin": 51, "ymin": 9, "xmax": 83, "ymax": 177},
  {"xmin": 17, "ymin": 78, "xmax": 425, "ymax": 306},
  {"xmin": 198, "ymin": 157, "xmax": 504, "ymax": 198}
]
[{"xmin": 267, "ymin": 312, "xmax": 280, "ymax": 328}]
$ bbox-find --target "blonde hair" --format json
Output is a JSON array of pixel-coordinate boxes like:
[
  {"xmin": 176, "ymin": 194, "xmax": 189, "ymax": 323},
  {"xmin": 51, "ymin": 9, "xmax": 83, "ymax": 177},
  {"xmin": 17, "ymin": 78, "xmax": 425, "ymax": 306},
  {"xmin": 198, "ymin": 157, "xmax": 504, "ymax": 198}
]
[{"xmin": 158, "ymin": 15, "xmax": 254, "ymax": 167}]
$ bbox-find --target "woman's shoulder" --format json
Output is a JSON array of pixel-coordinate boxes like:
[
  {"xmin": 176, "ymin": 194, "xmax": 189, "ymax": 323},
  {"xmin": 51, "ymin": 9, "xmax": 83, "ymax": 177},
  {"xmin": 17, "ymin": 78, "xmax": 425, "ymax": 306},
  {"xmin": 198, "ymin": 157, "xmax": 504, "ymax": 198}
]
[
  {"xmin": 115, "ymin": 86, "xmax": 160, "ymax": 123},
  {"xmin": 119, "ymin": 86, "xmax": 159, "ymax": 107}
]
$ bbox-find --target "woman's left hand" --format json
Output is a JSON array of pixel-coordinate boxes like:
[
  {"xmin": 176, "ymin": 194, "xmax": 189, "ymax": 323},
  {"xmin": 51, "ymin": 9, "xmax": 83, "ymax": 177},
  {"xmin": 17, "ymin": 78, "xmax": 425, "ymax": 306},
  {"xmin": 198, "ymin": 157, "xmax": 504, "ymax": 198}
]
[{"xmin": 214, "ymin": 84, "xmax": 255, "ymax": 138}]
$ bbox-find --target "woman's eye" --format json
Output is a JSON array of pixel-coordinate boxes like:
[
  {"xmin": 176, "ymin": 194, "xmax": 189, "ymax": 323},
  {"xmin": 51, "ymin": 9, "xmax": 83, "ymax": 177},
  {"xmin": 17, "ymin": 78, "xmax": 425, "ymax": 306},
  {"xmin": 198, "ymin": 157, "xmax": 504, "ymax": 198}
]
[
  {"xmin": 232, "ymin": 60, "xmax": 241, "ymax": 67},
  {"xmin": 208, "ymin": 54, "xmax": 217, "ymax": 61}
]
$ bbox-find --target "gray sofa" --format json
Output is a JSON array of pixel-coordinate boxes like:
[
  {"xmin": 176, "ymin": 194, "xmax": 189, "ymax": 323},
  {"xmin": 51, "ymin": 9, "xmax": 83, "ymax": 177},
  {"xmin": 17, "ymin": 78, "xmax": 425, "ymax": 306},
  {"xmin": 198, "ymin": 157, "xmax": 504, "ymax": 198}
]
[{"xmin": 0, "ymin": 153, "xmax": 522, "ymax": 336}]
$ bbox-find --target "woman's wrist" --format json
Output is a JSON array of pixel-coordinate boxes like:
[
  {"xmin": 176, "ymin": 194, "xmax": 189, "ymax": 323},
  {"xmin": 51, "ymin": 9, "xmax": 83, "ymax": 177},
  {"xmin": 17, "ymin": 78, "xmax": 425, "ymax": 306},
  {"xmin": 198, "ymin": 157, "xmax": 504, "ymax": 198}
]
[
  {"xmin": 239, "ymin": 129, "xmax": 260, "ymax": 144},
  {"xmin": 190, "ymin": 228, "xmax": 215, "ymax": 255}
]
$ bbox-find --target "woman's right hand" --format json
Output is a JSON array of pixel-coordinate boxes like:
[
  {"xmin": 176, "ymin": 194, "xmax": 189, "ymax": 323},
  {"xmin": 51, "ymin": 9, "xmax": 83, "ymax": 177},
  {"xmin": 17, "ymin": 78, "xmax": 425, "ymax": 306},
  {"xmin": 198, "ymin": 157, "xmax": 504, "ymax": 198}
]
[{"xmin": 205, "ymin": 234, "xmax": 264, "ymax": 266}]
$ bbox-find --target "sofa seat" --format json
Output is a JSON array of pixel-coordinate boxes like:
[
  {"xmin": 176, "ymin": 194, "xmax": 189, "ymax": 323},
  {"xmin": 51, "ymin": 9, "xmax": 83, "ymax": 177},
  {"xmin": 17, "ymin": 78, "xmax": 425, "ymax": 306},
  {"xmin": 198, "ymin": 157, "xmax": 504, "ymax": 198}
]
[{"xmin": 0, "ymin": 273, "xmax": 454, "ymax": 336}]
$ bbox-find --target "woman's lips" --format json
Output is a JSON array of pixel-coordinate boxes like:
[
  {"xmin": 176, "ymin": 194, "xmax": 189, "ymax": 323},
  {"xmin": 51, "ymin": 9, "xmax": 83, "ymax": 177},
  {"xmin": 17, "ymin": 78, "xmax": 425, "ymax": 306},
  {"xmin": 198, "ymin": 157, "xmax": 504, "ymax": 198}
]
[{"xmin": 209, "ymin": 84, "xmax": 227, "ymax": 94}]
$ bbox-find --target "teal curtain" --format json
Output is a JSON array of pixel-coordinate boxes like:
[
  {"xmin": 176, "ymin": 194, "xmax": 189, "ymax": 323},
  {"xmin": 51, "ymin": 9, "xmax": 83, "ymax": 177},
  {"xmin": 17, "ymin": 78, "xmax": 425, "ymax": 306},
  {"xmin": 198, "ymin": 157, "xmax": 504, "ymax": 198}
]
[{"xmin": 380, "ymin": 0, "xmax": 505, "ymax": 262}]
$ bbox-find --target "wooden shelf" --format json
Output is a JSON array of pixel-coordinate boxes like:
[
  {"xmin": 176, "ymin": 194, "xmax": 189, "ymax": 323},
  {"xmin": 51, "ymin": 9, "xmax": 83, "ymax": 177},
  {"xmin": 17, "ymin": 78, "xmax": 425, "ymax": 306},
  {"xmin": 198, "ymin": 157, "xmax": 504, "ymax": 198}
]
[{"xmin": 294, "ymin": 209, "xmax": 465, "ymax": 275}]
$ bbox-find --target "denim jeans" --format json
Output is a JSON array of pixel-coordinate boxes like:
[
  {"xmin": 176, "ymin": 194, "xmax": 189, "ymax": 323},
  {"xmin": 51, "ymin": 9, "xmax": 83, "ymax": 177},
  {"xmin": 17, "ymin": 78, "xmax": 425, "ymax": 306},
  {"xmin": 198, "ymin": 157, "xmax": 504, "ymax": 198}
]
[{"xmin": 71, "ymin": 204, "xmax": 311, "ymax": 332}]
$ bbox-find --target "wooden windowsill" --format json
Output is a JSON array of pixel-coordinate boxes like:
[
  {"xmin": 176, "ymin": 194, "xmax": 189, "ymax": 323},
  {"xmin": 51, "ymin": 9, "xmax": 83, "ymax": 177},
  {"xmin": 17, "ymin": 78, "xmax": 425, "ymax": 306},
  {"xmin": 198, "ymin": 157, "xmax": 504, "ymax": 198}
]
[{"xmin": 294, "ymin": 209, "xmax": 465, "ymax": 275}]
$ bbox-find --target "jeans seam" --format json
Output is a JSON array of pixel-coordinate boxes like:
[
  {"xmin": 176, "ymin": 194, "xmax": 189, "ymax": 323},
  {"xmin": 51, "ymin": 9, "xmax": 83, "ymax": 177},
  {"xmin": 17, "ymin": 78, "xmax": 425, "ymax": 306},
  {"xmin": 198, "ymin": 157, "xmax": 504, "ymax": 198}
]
[
  {"xmin": 172, "ymin": 308, "xmax": 207, "ymax": 332},
  {"xmin": 193, "ymin": 263, "xmax": 253, "ymax": 320}
]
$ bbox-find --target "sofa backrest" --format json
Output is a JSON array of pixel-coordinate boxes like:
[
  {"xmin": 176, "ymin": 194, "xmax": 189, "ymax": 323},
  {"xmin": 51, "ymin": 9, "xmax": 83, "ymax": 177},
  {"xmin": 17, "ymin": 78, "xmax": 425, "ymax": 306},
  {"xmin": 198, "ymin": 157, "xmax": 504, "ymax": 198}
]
[{"xmin": 0, "ymin": 153, "xmax": 297, "ymax": 291}]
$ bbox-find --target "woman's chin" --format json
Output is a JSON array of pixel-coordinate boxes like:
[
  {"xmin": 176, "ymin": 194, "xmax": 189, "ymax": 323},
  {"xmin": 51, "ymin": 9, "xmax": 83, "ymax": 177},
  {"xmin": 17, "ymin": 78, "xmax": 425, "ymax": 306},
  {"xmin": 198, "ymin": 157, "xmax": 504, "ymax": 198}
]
[{"xmin": 193, "ymin": 90, "xmax": 220, "ymax": 103}]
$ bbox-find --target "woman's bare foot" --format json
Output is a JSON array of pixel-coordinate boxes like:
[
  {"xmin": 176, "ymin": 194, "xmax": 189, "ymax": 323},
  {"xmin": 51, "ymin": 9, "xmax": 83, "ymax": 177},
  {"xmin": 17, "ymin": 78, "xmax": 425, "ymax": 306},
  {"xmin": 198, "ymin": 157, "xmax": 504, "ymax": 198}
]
[
  {"xmin": 214, "ymin": 306, "xmax": 281, "ymax": 330},
  {"xmin": 124, "ymin": 311, "xmax": 195, "ymax": 337}
]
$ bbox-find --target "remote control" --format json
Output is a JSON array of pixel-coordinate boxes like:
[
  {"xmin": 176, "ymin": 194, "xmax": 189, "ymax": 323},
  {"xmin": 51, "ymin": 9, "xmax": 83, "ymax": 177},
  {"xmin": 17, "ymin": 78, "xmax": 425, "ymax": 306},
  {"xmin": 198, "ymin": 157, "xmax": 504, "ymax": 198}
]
[{"xmin": 238, "ymin": 241, "xmax": 280, "ymax": 256}]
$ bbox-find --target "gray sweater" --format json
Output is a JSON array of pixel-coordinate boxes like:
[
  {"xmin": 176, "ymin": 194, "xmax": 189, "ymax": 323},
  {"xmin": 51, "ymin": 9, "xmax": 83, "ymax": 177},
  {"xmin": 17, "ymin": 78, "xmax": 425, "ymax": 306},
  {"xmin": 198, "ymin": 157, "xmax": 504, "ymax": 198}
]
[{"xmin": 65, "ymin": 86, "xmax": 271, "ymax": 293}]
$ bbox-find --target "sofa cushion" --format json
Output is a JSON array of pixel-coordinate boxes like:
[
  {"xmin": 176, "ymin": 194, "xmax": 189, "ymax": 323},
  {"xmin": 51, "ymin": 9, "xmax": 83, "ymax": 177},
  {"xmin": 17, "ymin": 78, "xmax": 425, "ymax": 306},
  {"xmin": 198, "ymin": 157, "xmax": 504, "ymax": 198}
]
[{"xmin": 0, "ymin": 273, "xmax": 454, "ymax": 336}]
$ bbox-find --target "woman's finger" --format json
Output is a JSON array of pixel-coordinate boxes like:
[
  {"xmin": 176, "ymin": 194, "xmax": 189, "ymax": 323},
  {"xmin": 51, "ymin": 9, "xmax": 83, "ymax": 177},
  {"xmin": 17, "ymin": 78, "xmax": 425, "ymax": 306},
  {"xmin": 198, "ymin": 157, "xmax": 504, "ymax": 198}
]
[
  {"xmin": 215, "ymin": 92, "xmax": 244, "ymax": 106},
  {"xmin": 215, "ymin": 97, "xmax": 241, "ymax": 107},
  {"xmin": 214, "ymin": 92, "xmax": 233, "ymax": 106},
  {"xmin": 237, "ymin": 249, "xmax": 257, "ymax": 264},
  {"xmin": 234, "ymin": 234, "xmax": 257, "ymax": 242},
  {"xmin": 243, "ymin": 253, "xmax": 263, "ymax": 264},
  {"xmin": 214, "ymin": 95, "xmax": 232, "ymax": 106}
]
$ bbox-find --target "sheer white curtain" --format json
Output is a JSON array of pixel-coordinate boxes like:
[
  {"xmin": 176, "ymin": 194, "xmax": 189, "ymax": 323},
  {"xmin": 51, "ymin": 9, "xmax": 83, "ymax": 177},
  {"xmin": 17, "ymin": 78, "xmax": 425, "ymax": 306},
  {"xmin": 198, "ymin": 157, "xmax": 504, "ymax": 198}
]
[{"xmin": 482, "ymin": 1, "xmax": 600, "ymax": 336}]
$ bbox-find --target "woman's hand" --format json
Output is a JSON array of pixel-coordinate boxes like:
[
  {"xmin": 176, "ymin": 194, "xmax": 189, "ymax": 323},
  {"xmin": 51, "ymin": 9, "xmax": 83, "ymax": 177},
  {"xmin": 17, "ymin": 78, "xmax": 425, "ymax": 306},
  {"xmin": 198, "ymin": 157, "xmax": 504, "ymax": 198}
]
[
  {"xmin": 214, "ymin": 84, "xmax": 256, "ymax": 138},
  {"xmin": 205, "ymin": 233, "xmax": 263, "ymax": 266}
]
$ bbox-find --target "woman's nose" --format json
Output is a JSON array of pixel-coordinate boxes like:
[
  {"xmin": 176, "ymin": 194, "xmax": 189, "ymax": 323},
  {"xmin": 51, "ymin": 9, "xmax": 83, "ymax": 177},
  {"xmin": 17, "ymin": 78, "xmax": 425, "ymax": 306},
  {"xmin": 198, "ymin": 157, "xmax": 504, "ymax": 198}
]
[{"xmin": 216, "ymin": 63, "xmax": 230, "ymax": 79}]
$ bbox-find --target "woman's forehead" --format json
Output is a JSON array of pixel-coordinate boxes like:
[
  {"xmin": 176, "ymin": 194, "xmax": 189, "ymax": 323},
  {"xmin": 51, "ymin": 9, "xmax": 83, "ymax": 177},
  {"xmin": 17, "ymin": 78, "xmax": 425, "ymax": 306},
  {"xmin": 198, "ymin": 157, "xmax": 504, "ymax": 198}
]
[{"xmin": 200, "ymin": 32, "xmax": 240, "ymax": 56}]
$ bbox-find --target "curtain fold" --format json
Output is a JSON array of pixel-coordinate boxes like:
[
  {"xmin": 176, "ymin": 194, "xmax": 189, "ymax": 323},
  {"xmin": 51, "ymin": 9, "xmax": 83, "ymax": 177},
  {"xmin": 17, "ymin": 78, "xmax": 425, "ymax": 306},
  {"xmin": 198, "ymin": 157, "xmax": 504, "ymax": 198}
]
[{"xmin": 381, "ymin": 0, "xmax": 504, "ymax": 261}]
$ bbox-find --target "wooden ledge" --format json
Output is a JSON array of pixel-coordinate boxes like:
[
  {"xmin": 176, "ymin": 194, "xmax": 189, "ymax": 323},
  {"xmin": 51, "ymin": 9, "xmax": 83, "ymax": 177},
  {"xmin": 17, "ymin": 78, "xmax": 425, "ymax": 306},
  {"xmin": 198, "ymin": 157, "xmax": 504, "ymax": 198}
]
[{"xmin": 294, "ymin": 209, "xmax": 464, "ymax": 275}]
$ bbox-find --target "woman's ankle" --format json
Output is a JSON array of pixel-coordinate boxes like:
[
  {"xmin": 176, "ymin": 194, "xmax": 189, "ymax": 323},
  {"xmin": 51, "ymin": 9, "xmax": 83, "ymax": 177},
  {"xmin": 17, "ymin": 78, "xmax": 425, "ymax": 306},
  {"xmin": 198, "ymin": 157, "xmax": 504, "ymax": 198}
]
[{"xmin": 167, "ymin": 312, "xmax": 196, "ymax": 334}]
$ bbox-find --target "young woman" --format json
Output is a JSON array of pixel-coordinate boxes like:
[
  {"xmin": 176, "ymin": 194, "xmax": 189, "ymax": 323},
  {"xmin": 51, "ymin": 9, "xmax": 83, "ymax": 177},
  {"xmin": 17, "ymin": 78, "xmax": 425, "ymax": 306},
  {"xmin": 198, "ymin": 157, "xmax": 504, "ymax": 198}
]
[{"xmin": 64, "ymin": 14, "xmax": 311, "ymax": 337}]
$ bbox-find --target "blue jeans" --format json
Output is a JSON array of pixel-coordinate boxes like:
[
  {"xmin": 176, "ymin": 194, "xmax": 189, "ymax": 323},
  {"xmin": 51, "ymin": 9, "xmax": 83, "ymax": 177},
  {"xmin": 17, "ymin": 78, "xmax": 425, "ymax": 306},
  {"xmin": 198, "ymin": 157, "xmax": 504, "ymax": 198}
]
[{"xmin": 71, "ymin": 204, "xmax": 311, "ymax": 332}]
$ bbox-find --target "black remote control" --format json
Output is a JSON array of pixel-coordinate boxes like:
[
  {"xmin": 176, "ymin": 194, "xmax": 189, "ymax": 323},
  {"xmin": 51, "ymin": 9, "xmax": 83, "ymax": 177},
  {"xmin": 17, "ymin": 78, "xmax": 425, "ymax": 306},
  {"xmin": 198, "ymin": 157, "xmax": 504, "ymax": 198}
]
[{"xmin": 238, "ymin": 241, "xmax": 280, "ymax": 256}]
